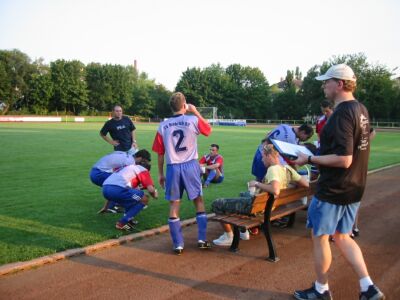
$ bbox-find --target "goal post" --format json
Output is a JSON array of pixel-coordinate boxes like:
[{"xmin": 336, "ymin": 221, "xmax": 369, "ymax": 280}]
[{"xmin": 196, "ymin": 107, "xmax": 218, "ymax": 123}]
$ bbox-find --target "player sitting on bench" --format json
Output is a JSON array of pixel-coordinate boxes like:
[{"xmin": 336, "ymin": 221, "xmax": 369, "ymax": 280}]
[{"xmin": 212, "ymin": 144, "xmax": 309, "ymax": 246}]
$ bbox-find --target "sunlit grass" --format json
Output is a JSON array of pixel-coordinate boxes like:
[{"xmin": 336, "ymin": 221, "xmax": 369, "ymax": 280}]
[{"xmin": 0, "ymin": 122, "xmax": 399, "ymax": 264}]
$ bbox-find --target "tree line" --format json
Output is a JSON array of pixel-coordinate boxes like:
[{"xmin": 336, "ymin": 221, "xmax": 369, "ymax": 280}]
[{"xmin": 1, "ymin": 49, "xmax": 399, "ymax": 120}]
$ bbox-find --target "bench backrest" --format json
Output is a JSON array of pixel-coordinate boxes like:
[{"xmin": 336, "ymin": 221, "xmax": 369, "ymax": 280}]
[{"xmin": 250, "ymin": 181, "xmax": 317, "ymax": 215}]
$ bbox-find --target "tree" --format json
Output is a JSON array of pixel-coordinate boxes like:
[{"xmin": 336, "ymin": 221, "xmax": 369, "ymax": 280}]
[
  {"xmin": 273, "ymin": 70, "xmax": 302, "ymax": 119},
  {"xmin": 152, "ymin": 84, "xmax": 172, "ymax": 118},
  {"xmin": 50, "ymin": 59, "xmax": 88, "ymax": 114},
  {"xmin": 26, "ymin": 73, "xmax": 53, "ymax": 114},
  {"xmin": 0, "ymin": 49, "xmax": 34, "ymax": 114},
  {"xmin": 130, "ymin": 73, "xmax": 156, "ymax": 117}
]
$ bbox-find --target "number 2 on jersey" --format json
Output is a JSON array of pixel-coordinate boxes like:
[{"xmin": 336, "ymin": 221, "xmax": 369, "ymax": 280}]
[{"xmin": 173, "ymin": 129, "xmax": 187, "ymax": 152}]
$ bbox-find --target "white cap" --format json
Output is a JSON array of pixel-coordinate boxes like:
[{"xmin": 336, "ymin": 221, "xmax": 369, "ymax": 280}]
[{"xmin": 315, "ymin": 64, "xmax": 356, "ymax": 82}]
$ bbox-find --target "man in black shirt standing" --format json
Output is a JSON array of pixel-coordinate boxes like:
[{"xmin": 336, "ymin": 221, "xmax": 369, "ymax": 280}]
[
  {"xmin": 100, "ymin": 105, "xmax": 138, "ymax": 154},
  {"xmin": 293, "ymin": 64, "xmax": 384, "ymax": 300}
]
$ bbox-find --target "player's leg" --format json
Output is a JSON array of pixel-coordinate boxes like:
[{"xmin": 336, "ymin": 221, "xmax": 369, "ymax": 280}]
[
  {"xmin": 119, "ymin": 190, "xmax": 147, "ymax": 224},
  {"xmin": 165, "ymin": 164, "xmax": 185, "ymax": 254},
  {"xmin": 90, "ymin": 168, "xmax": 119, "ymax": 213},
  {"xmin": 110, "ymin": 187, "xmax": 145, "ymax": 230},
  {"xmin": 168, "ymin": 200, "xmax": 184, "ymax": 253},
  {"xmin": 294, "ymin": 197, "xmax": 337, "ymax": 299},
  {"xmin": 183, "ymin": 160, "xmax": 211, "ymax": 249},
  {"xmin": 204, "ymin": 170, "xmax": 217, "ymax": 187},
  {"xmin": 332, "ymin": 203, "xmax": 383, "ymax": 298}
]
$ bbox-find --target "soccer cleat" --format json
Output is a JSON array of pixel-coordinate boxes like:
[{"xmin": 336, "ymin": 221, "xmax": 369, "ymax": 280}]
[
  {"xmin": 359, "ymin": 284, "xmax": 385, "ymax": 300},
  {"xmin": 127, "ymin": 219, "xmax": 139, "ymax": 226},
  {"xmin": 213, "ymin": 233, "xmax": 233, "ymax": 246},
  {"xmin": 198, "ymin": 240, "xmax": 212, "ymax": 249},
  {"xmin": 107, "ymin": 207, "xmax": 118, "ymax": 214},
  {"xmin": 115, "ymin": 221, "xmax": 134, "ymax": 231},
  {"xmin": 294, "ymin": 283, "xmax": 332, "ymax": 300},
  {"xmin": 353, "ymin": 228, "xmax": 360, "ymax": 237},
  {"xmin": 173, "ymin": 246, "xmax": 184, "ymax": 255},
  {"xmin": 240, "ymin": 230, "xmax": 250, "ymax": 240},
  {"xmin": 271, "ymin": 217, "xmax": 290, "ymax": 228}
]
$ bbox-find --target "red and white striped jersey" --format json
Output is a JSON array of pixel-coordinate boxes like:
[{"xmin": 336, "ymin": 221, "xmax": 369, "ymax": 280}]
[
  {"xmin": 152, "ymin": 114, "xmax": 211, "ymax": 164},
  {"xmin": 93, "ymin": 151, "xmax": 135, "ymax": 173},
  {"xmin": 103, "ymin": 164, "xmax": 154, "ymax": 189}
]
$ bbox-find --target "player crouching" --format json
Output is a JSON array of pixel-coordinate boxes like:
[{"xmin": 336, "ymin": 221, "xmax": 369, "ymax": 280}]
[{"xmin": 102, "ymin": 160, "xmax": 158, "ymax": 231}]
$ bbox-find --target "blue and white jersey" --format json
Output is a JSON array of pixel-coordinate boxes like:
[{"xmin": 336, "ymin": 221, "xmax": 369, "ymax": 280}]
[
  {"xmin": 103, "ymin": 164, "xmax": 153, "ymax": 189},
  {"xmin": 268, "ymin": 124, "xmax": 298, "ymax": 145},
  {"xmin": 152, "ymin": 114, "xmax": 211, "ymax": 165},
  {"xmin": 93, "ymin": 151, "xmax": 135, "ymax": 173}
]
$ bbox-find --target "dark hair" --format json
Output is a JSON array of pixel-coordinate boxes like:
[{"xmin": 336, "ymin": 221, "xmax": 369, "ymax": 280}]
[
  {"xmin": 298, "ymin": 123, "xmax": 314, "ymax": 136},
  {"xmin": 321, "ymin": 99, "xmax": 334, "ymax": 109},
  {"xmin": 303, "ymin": 142, "xmax": 318, "ymax": 155},
  {"xmin": 137, "ymin": 160, "xmax": 151, "ymax": 171},
  {"xmin": 134, "ymin": 149, "xmax": 151, "ymax": 162},
  {"xmin": 210, "ymin": 144, "xmax": 219, "ymax": 150}
]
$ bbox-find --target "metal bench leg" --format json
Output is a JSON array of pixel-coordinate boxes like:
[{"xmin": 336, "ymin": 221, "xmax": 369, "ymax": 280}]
[
  {"xmin": 230, "ymin": 226, "xmax": 240, "ymax": 252},
  {"xmin": 287, "ymin": 212, "xmax": 296, "ymax": 227},
  {"xmin": 263, "ymin": 195, "xmax": 280, "ymax": 262},
  {"xmin": 262, "ymin": 220, "xmax": 280, "ymax": 262}
]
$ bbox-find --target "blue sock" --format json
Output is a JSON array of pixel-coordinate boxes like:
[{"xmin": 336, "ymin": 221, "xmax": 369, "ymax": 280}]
[
  {"xmin": 196, "ymin": 212, "xmax": 207, "ymax": 241},
  {"xmin": 168, "ymin": 218, "xmax": 184, "ymax": 248},
  {"xmin": 120, "ymin": 202, "xmax": 145, "ymax": 223},
  {"xmin": 205, "ymin": 170, "xmax": 217, "ymax": 185}
]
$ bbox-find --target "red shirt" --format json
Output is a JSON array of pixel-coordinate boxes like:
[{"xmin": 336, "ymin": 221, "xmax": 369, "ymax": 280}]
[
  {"xmin": 199, "ymin": 154, "xmax": 224, "ymax": 173},
  {"xmin": 316, "ymin": 115, "xmax": 328, "ymax": 138}
]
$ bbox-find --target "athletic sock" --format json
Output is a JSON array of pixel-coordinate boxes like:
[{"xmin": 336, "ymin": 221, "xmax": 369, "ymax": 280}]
[
  {"xmin": 360, "ymin": 276, "xmax": 373, "ymax": 292},
  {"xmin": 315, "ymin": 281, "xmax": 329, "ymax": 294},
  {"xmin": 168, "ymin": 218, "xmax": 184, "ymax": 248},
  {"xmin": 196, "ymin": 212, "xmax": 207, "ymax": 241},
  {"xmin": 121, "ymin": 202, "xmax": 145, "ymax": 223}
]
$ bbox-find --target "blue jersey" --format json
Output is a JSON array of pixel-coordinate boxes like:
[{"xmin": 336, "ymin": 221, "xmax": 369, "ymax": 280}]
[
  {"xmin": 268, "ymin": 124, "xmax": 298, "ymax": 144},
  {"xmin": 251, "ymin": 124, "xmax": 298, "ymax": 180}
]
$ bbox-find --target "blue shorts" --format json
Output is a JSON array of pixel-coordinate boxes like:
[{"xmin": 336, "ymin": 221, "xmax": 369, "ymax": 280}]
[
  {"xmin": 165, "ymin": 159, "xmax": 202, "ymax": 201},
  {"xmin": 90, "ymin": 168, "xmax": 112, "ymax": 186},
  {"xmin": 102, "ymin": 185, "xmax": 144, "ymax": 209},
  {"xmin": 307, "ymin": 196, "xmax": 360, "ymax": 236}
]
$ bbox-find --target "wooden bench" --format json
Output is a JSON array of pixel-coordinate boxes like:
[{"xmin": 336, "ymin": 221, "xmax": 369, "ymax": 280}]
[{"xmin": 211, "ymin": 181, "xmax": 317, "ymax": 262}]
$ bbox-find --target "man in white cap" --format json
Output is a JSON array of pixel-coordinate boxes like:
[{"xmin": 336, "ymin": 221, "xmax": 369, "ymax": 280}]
[{"xmin": 293, "ymin": 64, "xmax": 384, "ymax": 300}]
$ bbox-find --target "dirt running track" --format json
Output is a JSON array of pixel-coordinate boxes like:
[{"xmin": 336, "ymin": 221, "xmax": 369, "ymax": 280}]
[{"xmin": 1, "ymin": 166, "xmax": 399, "ymax": 300}]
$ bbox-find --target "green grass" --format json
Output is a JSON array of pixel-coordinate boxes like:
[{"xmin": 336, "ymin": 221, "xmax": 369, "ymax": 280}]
[{"xmin": 0, "ymin": 123, "xmax": 399, "ymax": 265}]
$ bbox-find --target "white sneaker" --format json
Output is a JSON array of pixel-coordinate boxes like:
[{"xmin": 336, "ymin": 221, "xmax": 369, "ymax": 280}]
[
  {"xmin": 240, "ymin": 230, "xmax": 250, "ymax": 240},
  {"xmin": 213, "ymin": 232, "xmax": 233, "ymax": 246}
]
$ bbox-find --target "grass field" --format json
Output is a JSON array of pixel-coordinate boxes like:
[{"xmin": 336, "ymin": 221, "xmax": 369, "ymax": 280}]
[{"xmin": 0, "ymin": 122, "xmax": 399, "ymax": 265}]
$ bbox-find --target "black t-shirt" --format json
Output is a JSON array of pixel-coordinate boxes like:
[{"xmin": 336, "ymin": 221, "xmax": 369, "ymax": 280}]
[
  {"xmin": 316, "ymin": 100, "xmax": 370, "ymax": 205},
  {"xmin": 100, "ymin": 116, "xmax": 135, "ymax": 151}
]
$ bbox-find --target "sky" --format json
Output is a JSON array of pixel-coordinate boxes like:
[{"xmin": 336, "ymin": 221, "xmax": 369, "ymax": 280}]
[{"xmin": 0, "ymin": 0, "xmax": 399, "ymax": 90}]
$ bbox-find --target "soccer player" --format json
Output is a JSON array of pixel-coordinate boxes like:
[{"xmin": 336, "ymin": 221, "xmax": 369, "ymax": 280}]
[
  {"xmin": 102, "ymin": 160, "xmax": 157, "ymax": 231},
  {"xmin": 152, "ymin": 92, "xmax": 212, "ymax": 255},
  {"xmin": 100, "ymin": 105, "xmax": 138, "ymax": 155},
  {"xmin": 316, "ymin": 100, "xmax": 334, "ymax": 142},
  {"xmin": 90, "ymin": 149, "xmax": 152, "ymax": 213},
  {"xmin": 251, "ymin": 123, "xmax": 314, "ymax": 182},
  {"xmin": 212, "ymin": 144, "xmax": 309, "ymax": 246},
  {"xmin": 199, "ymin": 144, "xmax": 224, "ymax": 188}
]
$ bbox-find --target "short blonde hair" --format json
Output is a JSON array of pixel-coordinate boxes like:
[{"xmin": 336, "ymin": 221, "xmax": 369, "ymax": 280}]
[
  {"xmin": 170, "ymin": 92, "xmax": 186, "ymax": 112},
  {"xmin": 263, "ymin": 144, "xmax": 279, "ymax": 158}
]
